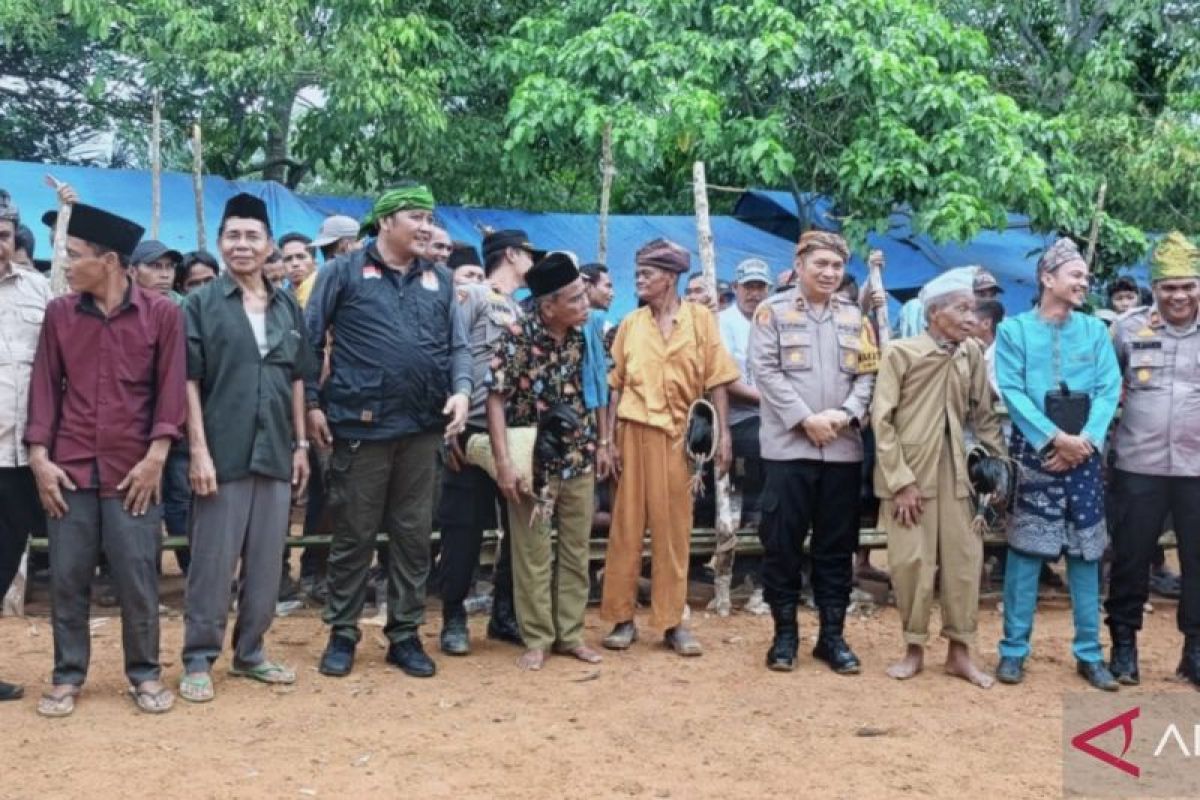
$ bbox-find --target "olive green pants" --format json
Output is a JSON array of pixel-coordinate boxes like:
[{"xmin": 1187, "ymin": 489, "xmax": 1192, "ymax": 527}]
[{"xmin": 506, "ymin": 474, "xmax": 595, "ymax": 651}]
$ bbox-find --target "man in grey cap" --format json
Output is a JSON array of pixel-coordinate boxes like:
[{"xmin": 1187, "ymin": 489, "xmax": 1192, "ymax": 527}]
[
  {"xmin": 973, "ymin": 269, "xmax": 1004, "ymax": 302},
  {"xmin": 719, "ymin": 258, "xmax": 772, "ymax": 525},
  {"xmin": 311, "ymin": 214, "xmax": 361, "ymax": 263},
  {"xmin": 130, "ymin": 239, "xmax": 184, "ymax": 304}
]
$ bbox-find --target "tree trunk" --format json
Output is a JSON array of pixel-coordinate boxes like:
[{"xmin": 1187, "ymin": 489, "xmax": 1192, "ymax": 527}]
[{"xmin": 261, "ymin": 92, "xmax": 294, "ymax": 185}]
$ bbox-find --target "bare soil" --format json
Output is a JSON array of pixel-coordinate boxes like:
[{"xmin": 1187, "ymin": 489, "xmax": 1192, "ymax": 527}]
[{"xmin": 2, "ymin": 572, "xmax": 1195, "ymax": 800}]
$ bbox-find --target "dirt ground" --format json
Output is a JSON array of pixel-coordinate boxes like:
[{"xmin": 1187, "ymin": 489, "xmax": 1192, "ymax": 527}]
[{"xmin": 2, "ymin": 569, "xmax": 1196, "ymax": 800}]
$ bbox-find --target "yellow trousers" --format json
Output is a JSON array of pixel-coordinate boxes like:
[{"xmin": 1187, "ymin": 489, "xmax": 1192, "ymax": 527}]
[
  {"xmin": 601, "ymin": 421, "xmax": 693, "ymax": 630},
  {"xmin": 881, "ymin": 435, "xmax": 981, "ymax": 648}
]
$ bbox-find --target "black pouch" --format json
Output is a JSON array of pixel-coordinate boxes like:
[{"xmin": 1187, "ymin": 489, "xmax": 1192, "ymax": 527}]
[{"xmin": 1044, "ymin": 381, "xmax": 1090, "ymax": 435}]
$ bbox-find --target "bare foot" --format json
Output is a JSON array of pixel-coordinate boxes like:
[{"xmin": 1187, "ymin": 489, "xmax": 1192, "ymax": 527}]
[
  {"xmin": 518, "ymin": 649, "xmax": 546, "ymax": 671},
  {"xmin": 944, "ymin": 642, "xmax": 994, "ymax": 689},
  {"xmin": 886, "ymin": 644, "xmax": 924, "ymax": 680},
  {"xmin": 557, "ymin": 644, "xmax": 603, "ymax": 664}
]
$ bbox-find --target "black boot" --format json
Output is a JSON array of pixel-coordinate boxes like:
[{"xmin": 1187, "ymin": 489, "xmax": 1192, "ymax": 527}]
[
  {"xmin": 486, "ymin": 593, "xmax": 524, "ymax": 647},
  {"xmin": 1108, "ymin": 624, "xmax": 1139, "ymax": 685},
  {"xmin": 812, "ymin": 606, "xmax": 860, "ymax": 675},
  {"xmin": 440, "ymin": 610, "xmax": 470, "ymax": 656},
  {"xmin": 1177, "ymin": 635, "xmax": 1200, "ymax": 689},
  {"xmin": 766, "ymin": 603, "xmax": 799, "ymax": 672}
]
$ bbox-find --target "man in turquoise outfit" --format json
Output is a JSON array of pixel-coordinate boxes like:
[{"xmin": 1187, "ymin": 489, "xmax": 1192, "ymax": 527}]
[{"xmin": 993, "ymin": 237, "xmax": 1122, "ymax": 690}]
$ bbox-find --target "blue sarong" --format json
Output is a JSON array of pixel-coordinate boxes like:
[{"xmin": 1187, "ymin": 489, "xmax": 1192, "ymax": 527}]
[{"xmin": 1006, "ymin": 430, "xmax": 1108, "ymax": 561}]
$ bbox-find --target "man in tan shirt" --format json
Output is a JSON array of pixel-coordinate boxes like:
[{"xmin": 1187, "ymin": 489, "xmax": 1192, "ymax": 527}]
[
  {"xmin": 0, "ymin": 190, "xmax": 51, "ymax": 702},
  {"xmin": 600, "ymin": 238, "xmax": 739, "ymax": 656},
  {"xmin": 748, "ymin": 231, "xmax": 875, "ymax": 674},
  {"xmin": 872, "ymin": 267, "xmax": 1004, "ymax": 689}
]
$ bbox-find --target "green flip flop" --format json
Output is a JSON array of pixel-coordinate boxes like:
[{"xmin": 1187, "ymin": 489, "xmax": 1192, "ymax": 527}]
[
  {"xmin": 229, "ymin": 660, "xmax": 296, "ymax": 685},
  {"xmin": 179, "ymin": 672, "xmax": 214, "ymax": 703}
]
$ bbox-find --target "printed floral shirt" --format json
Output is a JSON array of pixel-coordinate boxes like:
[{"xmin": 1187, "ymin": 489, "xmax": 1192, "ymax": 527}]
[{"xmin": 487, "ymin": 314, "xmax": 596, "ymax": 480}]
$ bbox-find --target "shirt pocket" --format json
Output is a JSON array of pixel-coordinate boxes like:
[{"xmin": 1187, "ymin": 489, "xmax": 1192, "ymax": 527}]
[
  {"xmin": 1126, "ymin": 348, "xmax": 1166, "ymax": 391},
  {"xmin": 324, "ymin": 366, "xmax": 385, "ymax": 426},
  {"xmin": 265, "ymin": 328, "xmax": 301, "ymax": 370},
  {"xmin": 837, "ymin": 333, "xmax": 861, "ymax": 375},
  {"xmin": 778, "ymin": 330, "xmax": 813, "ymax": 373}
]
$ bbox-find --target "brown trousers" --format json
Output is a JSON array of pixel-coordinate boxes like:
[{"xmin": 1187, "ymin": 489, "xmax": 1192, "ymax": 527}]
[
  {"xmin": 601, "ymin": 421, "xmax": 693, "ymax": 630},
  {"xmin": 881, "ymin": 434, "xmax": 981, "ymax": 648}
]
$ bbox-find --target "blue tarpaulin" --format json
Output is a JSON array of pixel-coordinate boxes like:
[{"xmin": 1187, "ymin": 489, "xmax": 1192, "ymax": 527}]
[
  {"xmin": 734, "ymin": 189, "xmax": 1065, "ymax": 313},
  {"xmin": 1, "ymin": 160, "xmax": 799, "ymax": 320}
]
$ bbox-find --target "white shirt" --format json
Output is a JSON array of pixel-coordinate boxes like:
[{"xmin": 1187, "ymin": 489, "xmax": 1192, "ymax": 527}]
[
  {"xmin": 719, "ymin": 304, "xmax": 758, "ymax": 426},
  {"xmin": 246, "ymin": 310, "xmax": 270, "ymax": 358}
]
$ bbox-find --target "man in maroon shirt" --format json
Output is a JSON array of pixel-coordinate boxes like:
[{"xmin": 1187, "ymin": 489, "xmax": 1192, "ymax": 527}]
[{"xmin": 25, "ymin": 203, "xmax": 187, "ymax": 717}]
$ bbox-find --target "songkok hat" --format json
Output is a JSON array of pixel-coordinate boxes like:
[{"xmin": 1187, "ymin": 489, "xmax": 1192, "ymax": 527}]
[
  {"xmin": 447, "ymin": 242, "xmax": 482, "ymax": 270},
  {"xmin": 526, "ymin": 251, "xmax": 580, "ymax": 298},
  {"xmin": 795, "ymin": 230, "xmax": 849, "ymax": 262},
  {"xmin": 221, "ymin": 193, "xmax": 272, "ymax": 235},
  {"xmin": 636, "ymin": 238, "xmax": 690, "ymax": 274},
  {"xmin": 1149, "ymin": 231, "xmax": 1200, "ymax": 282},
  {"xmin": 919, "ymin": 266, "xmax": 978, "ymax": 306},
  {"xmin": 42, "ymin": 203, "xmax": 144, "ymax": 257}
]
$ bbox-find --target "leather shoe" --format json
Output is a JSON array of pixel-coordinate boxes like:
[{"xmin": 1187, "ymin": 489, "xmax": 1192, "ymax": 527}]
[
  {"xmin": 440, "ymin": 618, "xmax": 470, "ymax": 656},
  {"xmin": 318, "ymin": 634, "xmax": 356, "ymax": 677},
  {"xmin": 0, "ymin": 680, "xmax": 23, "ymax": 701},
  {"xmin": 664, "ymin": 626, "xmax": 702, "ymax": 657},
  {"xmin": 996, "ymin": 656, "xmax": 1024, "ymax": 685},
  {"xmin": 386, "ymin": 637, "xmax": 437, "ymax": 678},
  {"xmin": 602, "ymin": 621, "xmax": 638, "ymax": 650},
  {"xmin": 1077, "ymin": 660, "xmax": 1119, "ymax": 692}
]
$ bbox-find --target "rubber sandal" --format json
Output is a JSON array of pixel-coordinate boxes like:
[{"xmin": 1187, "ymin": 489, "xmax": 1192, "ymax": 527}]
[
  {"xmin": 37, "ymin": 686, "xmax": 80, "ymax": 718},
  {"xmin": 129, "ymin": 683, "xmax": 175, "ymax": 714},
  {"xmin": 229, "ymin": 660, "xmax": 296, "ymax": 685},
  {"xmin": 179, "ymin": 672, "xmax": 214, "ymax": 703}
]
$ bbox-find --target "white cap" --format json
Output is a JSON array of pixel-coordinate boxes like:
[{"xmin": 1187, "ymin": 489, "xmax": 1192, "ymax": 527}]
[
  {"xmin": 919, "ymin": 266, "xmax": 978, "ymax": 306},
  {"xmin": 311, "ymin": 215, "xmax": 360, "ymax": 248}
]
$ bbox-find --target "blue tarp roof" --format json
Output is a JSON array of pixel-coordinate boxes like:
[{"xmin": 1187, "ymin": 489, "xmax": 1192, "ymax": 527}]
[
  {"xmin": 734, "ymin": 189, "xmax": 1065, "ymax": 313},
  {"xmin": 1, "ymin": 160, "xmax": 798, "ymax": 319}
]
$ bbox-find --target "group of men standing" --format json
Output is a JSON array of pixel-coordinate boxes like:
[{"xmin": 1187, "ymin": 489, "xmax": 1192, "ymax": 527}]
[{"xmin": 1, "ymin": 176, "xmax": 1199, "ymax": 718}]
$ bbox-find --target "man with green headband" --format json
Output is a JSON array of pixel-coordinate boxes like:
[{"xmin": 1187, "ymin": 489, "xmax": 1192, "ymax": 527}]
[
  {"xmin": 305, "ymin": 181, "xmax": 472, "ymax": 680},
  {"xmin": 1105, "ymin": 231, "xmax": 1200, "ymax": 689}
]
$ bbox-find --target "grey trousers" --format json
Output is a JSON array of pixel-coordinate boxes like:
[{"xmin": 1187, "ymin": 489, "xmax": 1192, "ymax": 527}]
[
  {"xmin": 48, "ymin": 490, "xmax": 162, "ymax": 687},
  {"xmin": 182, "ymin": 475, "xmax": 291, "ymax": 673},
  {"xmin": 323, "ymin": 433, "xmax": 439, "ymax": 645}
]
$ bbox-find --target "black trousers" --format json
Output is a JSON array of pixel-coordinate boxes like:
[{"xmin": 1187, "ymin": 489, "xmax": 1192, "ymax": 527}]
[
  {"xmin": 436, "ymin": 453, "xmax": 514, "ymax": 622},
  {"xmin": 758, "ymin": 459, "xmax": 861, "ymax": 610},
  {"xmin": 1104, "ymin": 470, "xmax": 1200, "ymax": 635},
  {"xmin": 0, "ymin": 467, "xmax": 44, "ymax": 596},
  {"xmin": 730, "ymin": 417, "xmax": 764, "ymax": 521}
]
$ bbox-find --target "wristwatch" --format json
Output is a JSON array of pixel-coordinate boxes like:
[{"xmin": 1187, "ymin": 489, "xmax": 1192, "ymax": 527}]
[{"xmin": 293, "ymin": 440, "xmax": 311, "ymax": 451}]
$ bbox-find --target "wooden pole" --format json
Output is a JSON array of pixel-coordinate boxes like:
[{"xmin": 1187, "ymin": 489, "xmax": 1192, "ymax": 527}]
[
  {"xmin": 692, "ymin": 160, "xmax": 736, "ymax": 616},
  {"xmin": 867, "ymin": 249, "xmax": 891, "ymax": 348},
  {"xmin": 1084, "ymin": 181, "xmax": 1108, "ymax": 269},
  {"xmin": 150, "ymin": 89, "xmax": 162, "ymax": 239},
  {"xmin": 597, "ymin": 121, "xmax": 614, "ymax": 264},
  {"xmin": 192, "ymin": 121, "xmax": 206, "ymax": 251},
  {"xmin": 42, "ymin": 175, "xmax": 72, "ymax": 297}
]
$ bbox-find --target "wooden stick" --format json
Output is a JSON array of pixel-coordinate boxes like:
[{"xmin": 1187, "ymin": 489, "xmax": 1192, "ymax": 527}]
[
  {"xmin": 192, "ymin": 121, "xmax": 206, "ymax": 251},
  {"xmin": 151, "ymin": 89, "xmax": 162, "ymax": 239},
  {"xmin": 867, "ymin": 249, "xmax": 891, "ymax": 348},
  {"xmin": 42, "ymin": 174, "xmax": 72, "ymax": 297},
  {"xmin": 692, "ymin": 161, "xmax": 736, "ymax": 616},
  {"xmin": 1084, "ymin": 181, "xmax": 1107, "ymax": 268},
  {"xmin": 597, "ymin": 121, "xmax": 614, "ymax": 264}
]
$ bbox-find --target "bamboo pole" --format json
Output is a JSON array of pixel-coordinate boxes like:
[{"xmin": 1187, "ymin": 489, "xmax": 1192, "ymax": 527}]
[
  {"xmin": 150, "ymin": 89, "xmax": 162, "ymax": 239},
  {"xmin": 692, "ymin": 160, "xmax": 736, "ymax": 616},
  {"xmin": 192, "ymin": 121, "xmax": 206, "ymax": 251},
  {"xmin": 1084, "ymin": 181, "xmax": 1107, "ymax": 269},
  {"xmin": 867, "ymin": 249, "xmax": 891, "ymax": 348},
  {"xmin": 597, "ymin": 121, "xmax": 614, "ymax": 264},
  {"xmin": 42, "ymin": 174, "xmax": 72, "ymax": 297}
]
